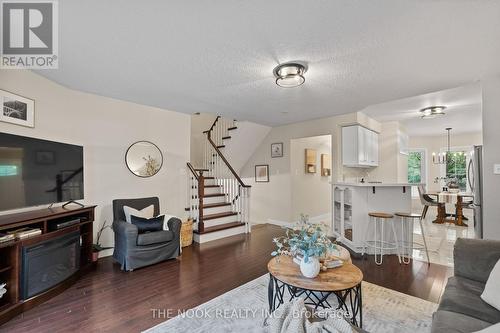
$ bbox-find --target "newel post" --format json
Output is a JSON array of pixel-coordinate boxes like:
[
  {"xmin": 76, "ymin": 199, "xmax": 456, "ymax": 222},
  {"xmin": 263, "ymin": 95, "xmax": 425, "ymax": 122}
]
[{"xmin": 198, "ymin": 171, "xmax": 205, "ymax": 233}]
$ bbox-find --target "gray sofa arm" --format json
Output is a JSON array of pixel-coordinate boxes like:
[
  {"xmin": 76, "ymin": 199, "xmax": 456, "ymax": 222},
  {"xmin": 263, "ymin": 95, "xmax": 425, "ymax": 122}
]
[
  {"xmin": 168, "ymin": 217, "xmax": 182, "ymax": 242},
  {"xmin": 454, "ymin": 238, "xmax": 500, "ymax": 283},
  {"xmin": 113, "ymin": 219, "xmax": 139, "ymax": 252}
]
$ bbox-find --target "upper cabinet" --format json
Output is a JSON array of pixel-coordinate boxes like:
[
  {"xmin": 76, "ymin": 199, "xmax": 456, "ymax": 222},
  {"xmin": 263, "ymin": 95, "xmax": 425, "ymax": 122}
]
[{"xmin": 342, "ymin": 125, "xmax": 379, "ymax": 167}]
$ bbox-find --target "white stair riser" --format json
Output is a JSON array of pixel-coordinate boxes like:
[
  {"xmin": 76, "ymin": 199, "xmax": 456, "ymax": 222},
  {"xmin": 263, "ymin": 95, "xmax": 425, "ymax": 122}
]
[
  {"xmin": 203, "ymin": 205, "xmax": 232, "ymax": 215},
  {"xmin": 203, "ymin": 187, "xmax": 221, "ymax": 195},
  {"xmin": 204, "ymin": 179, "xmax": 217, "ymax": 186},
  {"xmin": 202, "ymin": 196, "xmax": 227, "ymax": 205},
  {"xmin": 203, "ymin": 215, "xmax": 239, "ymax": 227},
  {"xmin": 193, "ymin": 225, "xmax": 246, "ymax": 243}
]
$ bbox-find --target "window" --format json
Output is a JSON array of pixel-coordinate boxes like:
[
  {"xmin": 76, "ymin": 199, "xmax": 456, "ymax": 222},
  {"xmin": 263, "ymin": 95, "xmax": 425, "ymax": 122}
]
[
  {"xmin": 408, "ymin": 149, "xmax": 426, "ymax": 197},
  {"xmin": 446, "ymin": 152, "xmax": 467, "ymax": 191}
]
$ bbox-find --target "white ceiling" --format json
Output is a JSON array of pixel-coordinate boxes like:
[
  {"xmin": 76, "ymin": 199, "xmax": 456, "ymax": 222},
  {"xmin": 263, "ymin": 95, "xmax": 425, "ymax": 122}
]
[
  {"xmin": 362, "ymin": 83, "xmax": 483, "ymax": 136},
  {"xmin": 37, "ymin": 1, "xmax": 500, "ymax": 126}
]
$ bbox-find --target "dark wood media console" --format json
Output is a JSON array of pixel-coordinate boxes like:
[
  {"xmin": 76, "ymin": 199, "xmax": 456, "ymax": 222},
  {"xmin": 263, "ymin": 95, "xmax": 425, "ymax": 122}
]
[{"xmin": 0, "ymin": 205, "xmax": 96, "ymax": 325}]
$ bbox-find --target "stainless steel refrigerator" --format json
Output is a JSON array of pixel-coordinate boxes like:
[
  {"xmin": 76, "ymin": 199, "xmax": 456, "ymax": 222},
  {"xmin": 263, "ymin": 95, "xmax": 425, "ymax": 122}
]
[{"xmin": 468, "ymin": 145, "xmax": 483, "ymax": 239}]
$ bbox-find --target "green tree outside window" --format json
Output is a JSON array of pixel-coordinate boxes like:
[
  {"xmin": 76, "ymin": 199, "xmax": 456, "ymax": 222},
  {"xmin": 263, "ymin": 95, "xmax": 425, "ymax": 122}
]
[
  {"xmin": 408, "ymin": 152, "xmax": 422, "ymax": 184},
  {"xmin": 446, "ymin": 152, "xmax": 467, "ymax": 191}
]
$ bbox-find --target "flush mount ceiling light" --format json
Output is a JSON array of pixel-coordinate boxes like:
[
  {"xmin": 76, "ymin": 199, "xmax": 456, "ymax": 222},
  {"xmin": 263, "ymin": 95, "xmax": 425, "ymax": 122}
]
[
  {"xmin": 420, "ymin": 106, "xmax": 446, "ymax": 119},
  {"xmin": 273, "ymin": 63, "xmax": 306, "ymax": 88}
]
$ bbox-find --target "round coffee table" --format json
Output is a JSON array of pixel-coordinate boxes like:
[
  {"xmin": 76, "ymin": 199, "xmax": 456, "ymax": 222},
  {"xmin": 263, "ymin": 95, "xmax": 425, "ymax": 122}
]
[{"xmin": 267, "ymin": 255, "xmax": 363, "ymax": 328}]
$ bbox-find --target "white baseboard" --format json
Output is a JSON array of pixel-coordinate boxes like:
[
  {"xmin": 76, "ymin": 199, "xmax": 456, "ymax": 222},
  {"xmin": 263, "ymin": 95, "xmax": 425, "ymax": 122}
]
[{"xmin": 267, "ymin": 213, "xmax": 331, "ymax": 228}]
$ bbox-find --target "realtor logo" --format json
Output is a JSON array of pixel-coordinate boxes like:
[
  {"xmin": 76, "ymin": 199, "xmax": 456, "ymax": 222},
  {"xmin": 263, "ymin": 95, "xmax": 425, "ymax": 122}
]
[{"xmin": 1, "ymin": 0, "xmax": 58, "ymax": 69}]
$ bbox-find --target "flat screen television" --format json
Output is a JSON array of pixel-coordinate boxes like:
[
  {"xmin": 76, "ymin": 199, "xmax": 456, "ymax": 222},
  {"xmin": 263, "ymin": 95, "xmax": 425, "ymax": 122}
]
[{"xmin": 0, "ymin": 132, "xmax": 84, "ymax": 211}]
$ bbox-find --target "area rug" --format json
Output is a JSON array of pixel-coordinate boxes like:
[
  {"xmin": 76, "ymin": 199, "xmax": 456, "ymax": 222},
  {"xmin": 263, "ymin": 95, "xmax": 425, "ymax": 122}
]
[{"xmin": 144, "ymin": 275, "xmax": 437, "ymax": 333}]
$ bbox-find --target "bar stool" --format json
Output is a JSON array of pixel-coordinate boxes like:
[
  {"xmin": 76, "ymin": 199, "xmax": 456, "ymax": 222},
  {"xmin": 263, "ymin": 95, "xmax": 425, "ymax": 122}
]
[
  {"xmin": 394, "ymin": 212, "xmax": 430, "ymax": 265},
  {"xmin": 362, "ymin": 212, "xmax": 402, "ymax": 265}
]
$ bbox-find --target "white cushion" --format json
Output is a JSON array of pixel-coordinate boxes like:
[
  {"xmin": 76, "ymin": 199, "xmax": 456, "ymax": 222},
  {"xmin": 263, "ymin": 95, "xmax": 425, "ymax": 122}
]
[
  {"xmin": 123, "ymin": 205, "xmax": 154, "ymax": 223},
  {"xmin": 474, "ymin": 322, "xmax": 500, "ymax": 333},
  {"xmin": 481, "ymin": 259, "xmax": 500, "ymax": 311}
]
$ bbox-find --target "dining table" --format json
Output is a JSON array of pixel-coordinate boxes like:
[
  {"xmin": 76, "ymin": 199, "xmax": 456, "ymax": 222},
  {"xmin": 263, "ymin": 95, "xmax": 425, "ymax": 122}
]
[{"xmin": 426, "ymin": 191, "xmax": 474, "ymax": 227}]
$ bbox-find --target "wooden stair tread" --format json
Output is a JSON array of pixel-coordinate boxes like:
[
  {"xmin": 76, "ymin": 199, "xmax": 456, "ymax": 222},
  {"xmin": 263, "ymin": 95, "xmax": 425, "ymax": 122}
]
[
  {"xmin": 217, "ymin": 145, "xmax": 225, "ymax": 149},
  {"xmin": 204, "ymin": 185, "xmax": 221, "ymax": 188},
  {"xmin": 203, "ymin": 211, "xmax": 237, "ymax": 220},
  {"xmin": 203, "ymin": 202, "xmax": 231, "ymax": 208},
  {"xmin": 204, "ymin": 177, "xmax": 215, "ymax": 180},
  {"xmin": 222, "ymin": 136, "xmax": 231, "ymax": 140},
  {"xmin": 194, "ymin": 168, "xmax": 209, "ymax": 172},
  {"xmin": 228, "ymin": 127, "xmax": 238, "ymax": 131},
  {"xmin": 195, "ymin": 222, "xmax": 245, "ymax": 234}
]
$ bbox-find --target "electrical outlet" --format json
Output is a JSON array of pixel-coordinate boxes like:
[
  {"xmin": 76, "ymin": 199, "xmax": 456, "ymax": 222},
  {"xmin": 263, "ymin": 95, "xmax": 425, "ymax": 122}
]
[{"xmin": 494, "ymin": 164, "xmax": 500, "ymax": 175}]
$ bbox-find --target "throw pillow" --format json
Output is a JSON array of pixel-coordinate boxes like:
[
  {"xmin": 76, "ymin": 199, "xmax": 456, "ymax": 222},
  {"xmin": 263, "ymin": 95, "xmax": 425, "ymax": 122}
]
[
  {"xmin": 481, "ymin": 259, "xmax": 500, "ymax": 311},
  {"xmin": 123, "ymin": 205, "xmax": 154, "ymax": 223},
  {"xmin": 130, "ymin": 215, "xmax": 165, "ymax": 233}
]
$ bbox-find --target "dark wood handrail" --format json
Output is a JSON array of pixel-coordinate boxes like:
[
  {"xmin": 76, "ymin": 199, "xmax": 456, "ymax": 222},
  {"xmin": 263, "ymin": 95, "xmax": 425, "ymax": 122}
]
[
  {"xmin": 186, "ymin": 162, "xmax": 199, "ymax": 180},
  {"xmin": 207, "ymin": 132, "xmax": 250, "ymax": 188},
  {"xmin": 202, "ymin": 116, "xmax": 221, "ymax": 134}
]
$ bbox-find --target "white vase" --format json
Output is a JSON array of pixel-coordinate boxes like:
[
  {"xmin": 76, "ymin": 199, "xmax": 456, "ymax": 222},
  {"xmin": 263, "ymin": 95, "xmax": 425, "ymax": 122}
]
[{"xmin": 300, "ymin": 257, "xmax": 320, "ymax": 278}]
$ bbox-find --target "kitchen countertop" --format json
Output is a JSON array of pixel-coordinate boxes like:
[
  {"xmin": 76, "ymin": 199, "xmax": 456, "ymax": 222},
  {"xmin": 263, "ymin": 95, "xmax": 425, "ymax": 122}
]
[{"xmin": 332, "ymin": 182, "xmax": 425, "ymax": 187}]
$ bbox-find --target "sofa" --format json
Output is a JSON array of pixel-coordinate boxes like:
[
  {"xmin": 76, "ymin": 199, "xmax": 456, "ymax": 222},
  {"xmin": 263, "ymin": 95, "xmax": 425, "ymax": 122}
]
[
  {"xmin": 431, "ymin": 238, "xmax": 500, "ymax": 332},
  {"xmin": 112, "ymin": 197, "xmax": 181, "ymax": 271}
]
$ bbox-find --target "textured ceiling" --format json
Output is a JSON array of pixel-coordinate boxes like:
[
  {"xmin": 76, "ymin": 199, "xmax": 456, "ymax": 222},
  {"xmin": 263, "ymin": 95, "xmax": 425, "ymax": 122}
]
[
  {"xmin": 362, "ymin": 84, "xmax": 482, "ymax": 136},
  {"xmin": 36, "ymin": 1, "xmax": 500, "ymax": 126}
]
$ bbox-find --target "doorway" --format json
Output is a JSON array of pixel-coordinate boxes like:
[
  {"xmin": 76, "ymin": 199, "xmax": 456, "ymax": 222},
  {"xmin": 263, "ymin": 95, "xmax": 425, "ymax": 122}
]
[{"xmin": 290, "ymin": 135, "xmax": 332, "ymax": 227}]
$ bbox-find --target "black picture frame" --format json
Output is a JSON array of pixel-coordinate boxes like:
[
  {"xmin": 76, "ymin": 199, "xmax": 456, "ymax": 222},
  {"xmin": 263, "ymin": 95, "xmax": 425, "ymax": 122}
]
[
  {"xmin": 271, "ymin": 142, "xmax": 283, "ymax": 158},
  {"xmin": 255, "ymin": 164, "xmax": 269, "ymax": 182}
]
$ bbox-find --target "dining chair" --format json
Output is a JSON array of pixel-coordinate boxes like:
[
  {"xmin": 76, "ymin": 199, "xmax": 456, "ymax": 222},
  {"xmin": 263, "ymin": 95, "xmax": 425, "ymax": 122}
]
[{"xmin": 417, "ymin": 185, "xmax": 441, "ymax": 219}]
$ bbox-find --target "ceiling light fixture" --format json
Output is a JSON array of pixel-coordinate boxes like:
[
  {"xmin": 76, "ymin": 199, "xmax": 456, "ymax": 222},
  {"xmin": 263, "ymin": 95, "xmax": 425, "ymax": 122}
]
[
  {"xmin": 273, "ymin": 63, "xmax": 306, "ymax": 88},
  {"xmin": 420, "ymin": 106, "xmax": 446, "ymax": 119}
]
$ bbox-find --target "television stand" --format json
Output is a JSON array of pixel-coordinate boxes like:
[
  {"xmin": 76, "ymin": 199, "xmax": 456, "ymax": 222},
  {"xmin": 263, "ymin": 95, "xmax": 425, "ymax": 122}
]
[
  {"xmin": 62, "ymin": 200, "xmax": 85, "ymax": 209},
  {"xmin": 0, "ymin": 205, "xmax": 96, "ymax": 325}
]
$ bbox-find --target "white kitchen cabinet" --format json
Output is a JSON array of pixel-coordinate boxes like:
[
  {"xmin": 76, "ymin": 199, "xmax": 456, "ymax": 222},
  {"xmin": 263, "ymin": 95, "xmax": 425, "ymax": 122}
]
[
  {"xmin": 342, "ymin": 125, "xmax": 379, "ymax": 167},
  {"xmin": 332, "ymin": 182, "xmax": 413, "ymax": 253}
]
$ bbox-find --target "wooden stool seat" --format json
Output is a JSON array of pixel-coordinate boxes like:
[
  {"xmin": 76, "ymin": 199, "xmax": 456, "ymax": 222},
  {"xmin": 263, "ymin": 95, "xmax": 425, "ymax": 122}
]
[
  {"xmin": 368, "ymin": 212, "xmax": 393, "ymax": 219},
  {"xmin": 395, "ymin": 212, "xmax": 422, "ymax": 219}
]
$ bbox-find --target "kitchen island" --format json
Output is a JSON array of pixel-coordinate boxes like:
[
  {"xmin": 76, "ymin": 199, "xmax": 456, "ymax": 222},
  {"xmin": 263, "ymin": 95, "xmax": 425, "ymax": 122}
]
[{"xmin": 332, "ymin": 182, "xmax": 423, "ymax": 254}]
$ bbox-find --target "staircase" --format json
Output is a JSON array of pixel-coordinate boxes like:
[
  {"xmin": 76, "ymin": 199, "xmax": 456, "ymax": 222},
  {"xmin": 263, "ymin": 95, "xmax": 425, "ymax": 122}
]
[{"xmin": 187, "ymin": 116, "xmax": 251, "ymax": 243}]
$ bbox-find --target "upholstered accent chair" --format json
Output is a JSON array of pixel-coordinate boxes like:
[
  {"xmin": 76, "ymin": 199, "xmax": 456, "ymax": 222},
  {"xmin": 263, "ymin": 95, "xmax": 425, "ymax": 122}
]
[
  {"xmin": 112, "ymin": 197, "xmax": 181, "ymax": 271},
  {"xmin": 431, "ymin": 238, "xmax": 500, "ymax": 332}
]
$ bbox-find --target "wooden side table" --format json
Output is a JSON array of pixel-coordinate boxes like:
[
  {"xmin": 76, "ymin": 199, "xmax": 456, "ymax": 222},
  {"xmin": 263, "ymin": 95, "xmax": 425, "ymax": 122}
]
[{"xmin": 267, "ymin": 255, "xmax": 364, "ymax": 328}]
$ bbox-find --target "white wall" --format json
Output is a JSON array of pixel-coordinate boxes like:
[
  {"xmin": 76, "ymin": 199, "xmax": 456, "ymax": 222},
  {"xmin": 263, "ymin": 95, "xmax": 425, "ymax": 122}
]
[
  {"xmin": 223, "ymin": 121, "xmax": 271, "ymax": 172},
  {"xmin": 481, "ymin": 76, "xmax": 500, "ymax": 240},
  {"xmin": 0, "ymin": 70, "xmax": 191, "ymax": 256},
  {"xmin": 368, "ymin": 121, "xmax": 408, "ymax": 183},
  {"xmin": 190, "ymin": 113, "xmax": 217, "ymax": 167},
  {"xmin": 290, "ymin": 135, "xmax": 332, "ymax": 222},
  {"xmin": 409, "ymin": 132, "xmax": 483, "ymax": 192},
  {"xmin": 241, "ymin": 112, "xmax": 381, "ymax": 224}
]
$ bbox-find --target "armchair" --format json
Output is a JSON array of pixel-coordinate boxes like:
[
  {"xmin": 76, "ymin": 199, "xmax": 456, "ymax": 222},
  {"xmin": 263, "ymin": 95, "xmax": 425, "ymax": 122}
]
[{"xmin": 112, "ymin": 197, "xmax": 181, "ymax": 271}]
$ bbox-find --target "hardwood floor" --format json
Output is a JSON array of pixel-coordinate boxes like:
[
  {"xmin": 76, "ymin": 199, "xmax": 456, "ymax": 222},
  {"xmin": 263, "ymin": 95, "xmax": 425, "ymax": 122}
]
[{"xmin": 0, "ymin": 224, "xmax": 452, "ymax": 333}]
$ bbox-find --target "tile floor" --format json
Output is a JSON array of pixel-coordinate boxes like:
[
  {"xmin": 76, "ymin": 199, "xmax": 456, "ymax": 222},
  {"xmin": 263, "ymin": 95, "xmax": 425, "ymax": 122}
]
[{"xmin": 411, "ymin": 204, "xmax": 476, "ymax": 267}]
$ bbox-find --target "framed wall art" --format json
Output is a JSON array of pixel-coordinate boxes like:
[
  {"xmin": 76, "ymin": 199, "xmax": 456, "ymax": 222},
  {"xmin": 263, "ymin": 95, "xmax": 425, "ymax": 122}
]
[
  {"xmin": 271, "ymin": 142, "xmax": 283, "ymax": 158},
  {"xmin": 255, "ymin": 164, "xmax": 269, "ymax": 182},
  {"xmin": 1, "ymin": 89, "xmax": 35, "ymax": 128}
]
